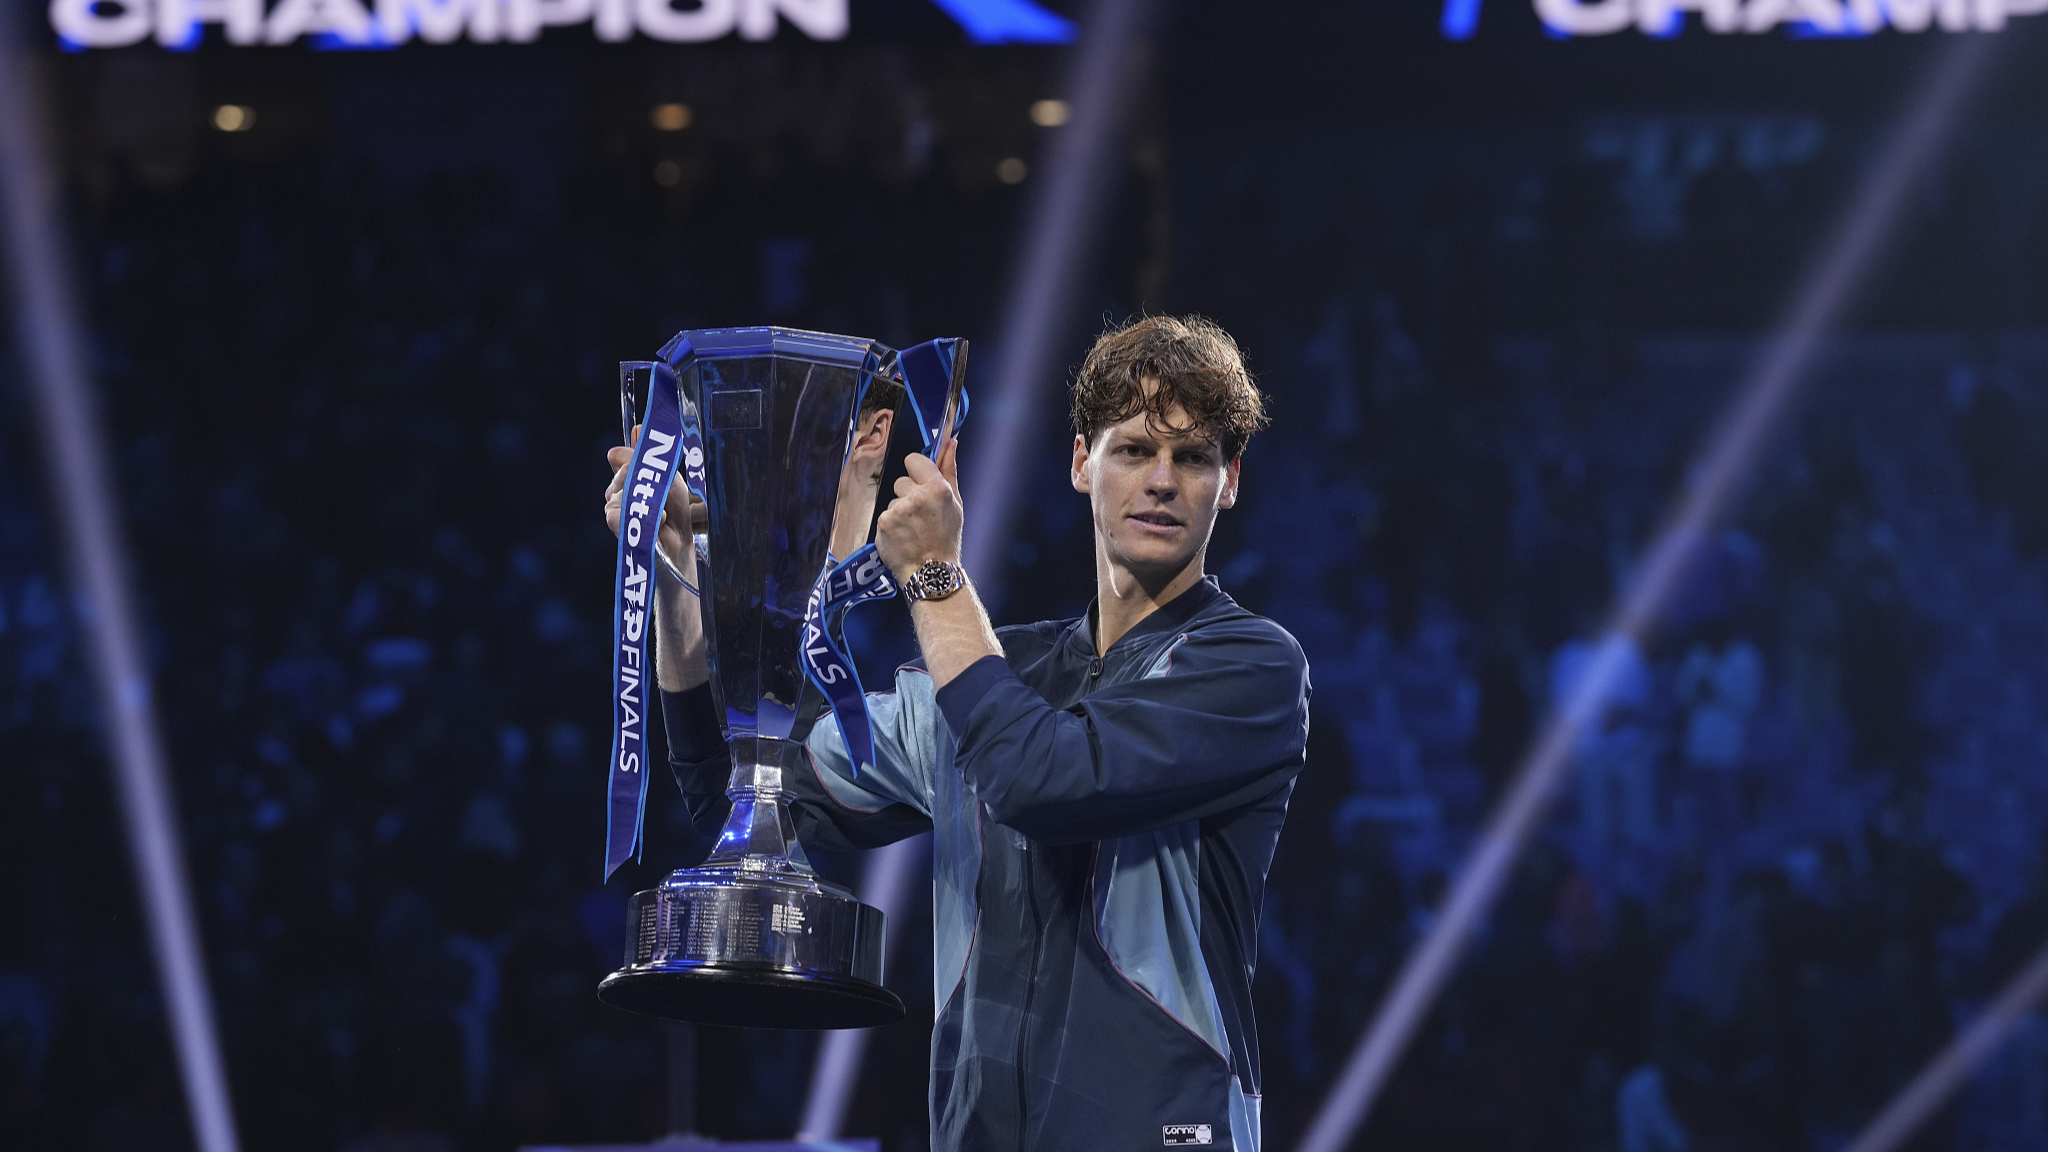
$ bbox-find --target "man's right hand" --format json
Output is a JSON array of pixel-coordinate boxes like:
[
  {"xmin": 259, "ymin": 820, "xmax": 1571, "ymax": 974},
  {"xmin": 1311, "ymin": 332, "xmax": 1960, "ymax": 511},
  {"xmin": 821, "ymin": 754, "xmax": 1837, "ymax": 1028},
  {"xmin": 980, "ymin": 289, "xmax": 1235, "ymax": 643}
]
[{"xmin": 605, "ymin": 423, "xmax": 706, "ymax": 575}]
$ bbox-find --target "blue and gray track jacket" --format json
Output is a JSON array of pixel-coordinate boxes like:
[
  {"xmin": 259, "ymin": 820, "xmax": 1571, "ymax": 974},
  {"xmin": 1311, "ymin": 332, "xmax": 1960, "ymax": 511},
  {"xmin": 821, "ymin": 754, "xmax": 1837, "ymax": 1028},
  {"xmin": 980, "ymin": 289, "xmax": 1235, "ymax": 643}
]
[{"xmin": 662, "ymin": 576, "xmax": 1310, "ymax": 1151}]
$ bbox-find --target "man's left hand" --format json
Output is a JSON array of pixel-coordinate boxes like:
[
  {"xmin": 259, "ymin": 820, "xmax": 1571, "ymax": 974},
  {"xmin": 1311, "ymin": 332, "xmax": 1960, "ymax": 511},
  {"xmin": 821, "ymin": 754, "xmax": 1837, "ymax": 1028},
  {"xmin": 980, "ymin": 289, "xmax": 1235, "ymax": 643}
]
[{"xmin": 877, "ymin": 437, "xmax": 962, "ymax": 582}]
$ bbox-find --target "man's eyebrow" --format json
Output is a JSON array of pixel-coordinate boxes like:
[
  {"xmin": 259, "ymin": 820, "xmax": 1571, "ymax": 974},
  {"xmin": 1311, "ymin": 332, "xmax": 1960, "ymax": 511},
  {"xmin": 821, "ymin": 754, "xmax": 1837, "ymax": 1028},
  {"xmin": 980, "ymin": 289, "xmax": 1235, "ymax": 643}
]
[
  {"xmin": 1159, "ymin": 427, "xmax": 1220, "ymax": 449},
  {"xmin": 1110, "ymin": 433, "xmax": 1219, "ymax": 452},
  {"xmin": 1135, "ymin": 414, "xmax": 1217, "ymax": 441},
  {"xmin": 1106, "ymin": 420, "xmax": 1219, "ymax": 450}
]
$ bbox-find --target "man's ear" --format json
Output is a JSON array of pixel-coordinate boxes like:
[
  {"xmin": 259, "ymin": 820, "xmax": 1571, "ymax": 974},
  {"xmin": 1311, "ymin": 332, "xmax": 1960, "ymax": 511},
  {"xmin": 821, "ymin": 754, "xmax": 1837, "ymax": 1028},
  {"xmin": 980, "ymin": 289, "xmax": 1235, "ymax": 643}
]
[
  {"xmin": 1219, "ymin": 457, "xmax": 1240, "ymax": 509},
  {"xmin": 858, "ymin": 407, "xmax": 894, "ymax": 451},
  {"xmin": 1071, "ymin": 434, "xmax": 1091, "ymax": 494}
]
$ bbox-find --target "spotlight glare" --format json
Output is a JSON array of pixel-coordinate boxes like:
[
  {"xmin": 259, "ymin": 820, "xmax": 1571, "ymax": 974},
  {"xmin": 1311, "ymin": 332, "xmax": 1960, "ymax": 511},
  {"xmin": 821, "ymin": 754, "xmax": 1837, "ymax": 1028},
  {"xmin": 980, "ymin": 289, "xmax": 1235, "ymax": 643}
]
[
  {"xmin": 996, "ymin": 157, "xmax": 1027, "ymax": 184},
  {"xmin": 650, "ymin": 103, "xmax": 692, "ymax": 131},
  {"xmin": 1029, "ymin": 98, "xmax": 1070, "ymax": 127},
  {"xmin": 212, "ymin": 104, "xmax": 254, "ymax": 133},
  {"xmin": 653, "ymin": 159, "xmax": 682, "ymax": 187}
]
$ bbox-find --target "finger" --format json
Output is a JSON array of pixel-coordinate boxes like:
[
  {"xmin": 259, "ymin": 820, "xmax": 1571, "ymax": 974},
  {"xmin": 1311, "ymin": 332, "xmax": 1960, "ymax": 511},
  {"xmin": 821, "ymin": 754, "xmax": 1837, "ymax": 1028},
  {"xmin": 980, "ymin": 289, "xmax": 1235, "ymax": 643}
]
[
  {"xmin": 608, "ymin": 445, "xmax": 633, "ymax": 469},
  {"xmin": 903, "ymin": 452, "xmax": 939, "ymax": 484},
  {"xmin": 663, "ymin": 478, "xmax": 693, "ymax": 519},
  {"xmin": 630, "ymin": 422, "xmax": 642, "ymax": 447},
  {"xmin": 939, "ymin": 437, "xmax": 959, "ymax": 487},
  {"xmin": 661, "ymin": 485, "xmax": 706, "ymax": 534},
  {"xmin": 894, "ymin": 475, "xmax": 916, "ymax": 499}
]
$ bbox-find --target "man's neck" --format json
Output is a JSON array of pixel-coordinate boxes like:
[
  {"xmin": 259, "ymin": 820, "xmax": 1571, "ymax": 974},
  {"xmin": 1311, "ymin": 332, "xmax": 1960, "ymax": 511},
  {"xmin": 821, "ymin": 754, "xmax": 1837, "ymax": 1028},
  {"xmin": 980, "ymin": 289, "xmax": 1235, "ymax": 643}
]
[{"xmin": 1093, "ymin": 553, "xmax": 1207, "ymax": 655}]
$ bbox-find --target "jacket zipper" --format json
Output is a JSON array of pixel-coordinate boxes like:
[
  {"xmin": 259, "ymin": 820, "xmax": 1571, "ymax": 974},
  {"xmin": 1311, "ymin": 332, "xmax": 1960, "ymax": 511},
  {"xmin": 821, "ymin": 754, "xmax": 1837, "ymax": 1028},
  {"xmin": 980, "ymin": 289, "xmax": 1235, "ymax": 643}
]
[{"xmin": 1016, "ymin": 838, "xmax": 1042, "ymax": 1152}]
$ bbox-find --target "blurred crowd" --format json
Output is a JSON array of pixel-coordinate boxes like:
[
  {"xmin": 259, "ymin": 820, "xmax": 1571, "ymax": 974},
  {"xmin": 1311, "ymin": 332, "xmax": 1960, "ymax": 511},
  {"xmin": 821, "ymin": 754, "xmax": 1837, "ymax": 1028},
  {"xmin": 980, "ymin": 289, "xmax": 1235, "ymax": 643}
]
[{"xmin": 6, "ymin": 38, "xmax": 2048, "ymax": 1152}]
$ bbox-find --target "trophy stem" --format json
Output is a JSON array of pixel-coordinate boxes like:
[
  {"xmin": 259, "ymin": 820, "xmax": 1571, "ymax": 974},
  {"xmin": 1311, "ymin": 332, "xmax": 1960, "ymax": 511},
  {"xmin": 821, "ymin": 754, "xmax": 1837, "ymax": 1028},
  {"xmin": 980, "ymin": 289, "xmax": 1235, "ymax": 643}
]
[{"xmin": 702, "ymin": 735, "xmax": 812, "ymax": 876}]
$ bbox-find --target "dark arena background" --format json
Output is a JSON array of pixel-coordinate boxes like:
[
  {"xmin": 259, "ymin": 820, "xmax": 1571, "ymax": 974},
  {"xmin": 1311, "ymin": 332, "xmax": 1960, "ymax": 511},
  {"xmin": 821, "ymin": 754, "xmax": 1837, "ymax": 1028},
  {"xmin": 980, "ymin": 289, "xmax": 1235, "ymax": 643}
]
[{"xmin": 7, "ymin": 0, "xmax": 2048, "ymax": 1150}]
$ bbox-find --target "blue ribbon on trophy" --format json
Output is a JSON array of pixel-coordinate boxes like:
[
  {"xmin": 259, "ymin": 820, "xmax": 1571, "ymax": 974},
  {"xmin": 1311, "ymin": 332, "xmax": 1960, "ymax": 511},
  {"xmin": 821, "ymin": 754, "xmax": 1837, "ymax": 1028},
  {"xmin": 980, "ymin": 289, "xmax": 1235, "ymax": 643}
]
[
  {"xmin": 677, "ymin": 390, "xmax": 707, "ymax": 502},
  {"xmin": 797, "ymin": 337, "xmax": 969, "ymax": 777},
  {"xmin": 669, "ymin": 382, "xmax": 709, "ymax": 594},
  {"xmin": 800, "ymin": 548, "xmax": 899, "ymax": 774},
  {"xmin": 621, "ymin": 358, "xmax": 708, "ymax": 595},
  {"xmin": 606, "ymin": 352, "xmax": 690, "ymax": 879},
  {"xmin": 898, "ymin": 336, "xmax": 970, "ymax": 447}
]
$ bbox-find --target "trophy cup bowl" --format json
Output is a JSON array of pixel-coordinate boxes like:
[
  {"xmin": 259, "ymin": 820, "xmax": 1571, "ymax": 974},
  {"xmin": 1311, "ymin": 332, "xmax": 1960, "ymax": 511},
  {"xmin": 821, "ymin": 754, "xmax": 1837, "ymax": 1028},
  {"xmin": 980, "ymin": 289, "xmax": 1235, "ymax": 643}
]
[{"xmin": 598, "ymin": 328, "xmax": 909, "ymax": 1030}]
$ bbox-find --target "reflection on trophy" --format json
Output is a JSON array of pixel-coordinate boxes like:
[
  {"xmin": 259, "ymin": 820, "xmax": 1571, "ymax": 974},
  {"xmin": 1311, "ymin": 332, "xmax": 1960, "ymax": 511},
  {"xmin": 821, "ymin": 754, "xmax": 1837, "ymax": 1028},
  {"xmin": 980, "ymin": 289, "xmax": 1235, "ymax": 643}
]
[{"xmin": 598, "ymin": 327, "xmax": 958, "ymax": 1030}]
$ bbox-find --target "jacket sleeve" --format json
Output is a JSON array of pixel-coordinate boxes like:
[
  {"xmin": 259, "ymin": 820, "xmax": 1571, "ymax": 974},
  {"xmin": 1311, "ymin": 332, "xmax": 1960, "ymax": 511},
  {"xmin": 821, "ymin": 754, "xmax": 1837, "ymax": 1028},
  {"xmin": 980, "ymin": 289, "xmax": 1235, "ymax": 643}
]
[
  {"xmin": 660, "ymin": 683, "xmax": 739, "ymax": 860},
  {"xmin": 661, "ymin": 666, "xmax": 939, "ymax": 854},
  {"xmin": 789, "ymin": 666, "xmax": 940, "ymax": 848},
  {"xmin": 934, "ymin": 621, "xmax": 1310, "ymax": 845}
]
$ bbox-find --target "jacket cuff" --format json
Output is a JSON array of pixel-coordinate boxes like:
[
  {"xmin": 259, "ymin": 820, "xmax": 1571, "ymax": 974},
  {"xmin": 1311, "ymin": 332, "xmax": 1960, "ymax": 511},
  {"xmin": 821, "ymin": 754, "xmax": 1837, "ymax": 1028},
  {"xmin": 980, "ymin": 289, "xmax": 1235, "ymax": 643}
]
[
  {"xmin": 935, "ymin": 654, "xmax": 1013, "ymax": 736},
  {"xmin": 661, "ymin": 684, "xmax": 726, "ymax": 770}
]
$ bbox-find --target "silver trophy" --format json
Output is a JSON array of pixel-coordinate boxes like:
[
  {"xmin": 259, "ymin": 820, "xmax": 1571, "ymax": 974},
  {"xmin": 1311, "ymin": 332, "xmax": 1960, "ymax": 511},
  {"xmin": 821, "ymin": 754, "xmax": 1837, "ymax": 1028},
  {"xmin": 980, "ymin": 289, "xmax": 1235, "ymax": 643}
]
[{"xmin": 599, "ymin": 328, "xmax": 914, "ymax": 1030}]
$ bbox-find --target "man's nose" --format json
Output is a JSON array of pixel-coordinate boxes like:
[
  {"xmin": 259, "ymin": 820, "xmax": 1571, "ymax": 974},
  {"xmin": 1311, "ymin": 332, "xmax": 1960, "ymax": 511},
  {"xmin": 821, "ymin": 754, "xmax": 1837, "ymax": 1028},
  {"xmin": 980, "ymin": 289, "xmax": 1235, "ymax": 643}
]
[{"xmin": 1145, "ymin": 453, "xmax": 1178, "ymax": 495}]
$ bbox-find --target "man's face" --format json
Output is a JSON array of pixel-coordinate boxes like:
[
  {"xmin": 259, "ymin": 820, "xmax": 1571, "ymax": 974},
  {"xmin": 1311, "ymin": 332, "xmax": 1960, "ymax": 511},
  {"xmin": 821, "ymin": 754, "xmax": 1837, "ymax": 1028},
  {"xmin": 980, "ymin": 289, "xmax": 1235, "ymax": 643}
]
[{"xmin": 1072, "ymin": 399, "xmax": 1239, "ymax": 586}]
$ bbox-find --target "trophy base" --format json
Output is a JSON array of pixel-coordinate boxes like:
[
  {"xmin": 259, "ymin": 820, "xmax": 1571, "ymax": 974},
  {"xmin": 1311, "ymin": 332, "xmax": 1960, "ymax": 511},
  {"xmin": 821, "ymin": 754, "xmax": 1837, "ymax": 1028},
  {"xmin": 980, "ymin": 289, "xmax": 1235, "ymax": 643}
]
[
  {"xmin": 598, "ymin": 964, "xmax": 905, "ymax": 1030},
  {"xmin": 599, "ymin": 870, "xmax": 906, "ymax": 1030}
]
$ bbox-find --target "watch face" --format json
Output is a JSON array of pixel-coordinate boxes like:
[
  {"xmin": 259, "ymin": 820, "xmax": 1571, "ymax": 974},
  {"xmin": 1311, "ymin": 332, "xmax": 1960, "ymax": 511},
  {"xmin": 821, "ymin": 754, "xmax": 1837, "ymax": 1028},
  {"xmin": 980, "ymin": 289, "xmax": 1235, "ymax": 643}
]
[{"xmin": 913, "ymin": 561, "xmax": 957, "ymax": 598}]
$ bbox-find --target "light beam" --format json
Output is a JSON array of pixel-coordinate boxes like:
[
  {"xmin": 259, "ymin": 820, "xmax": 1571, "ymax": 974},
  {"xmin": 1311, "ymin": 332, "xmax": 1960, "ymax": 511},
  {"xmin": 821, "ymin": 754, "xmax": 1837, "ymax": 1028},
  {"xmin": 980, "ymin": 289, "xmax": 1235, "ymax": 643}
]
[
  {"xmin": 1294, "ymin": 31, "xmax": 1997, "ymax": 1152},
  {"xmin": 0, "ymin": 14, "xmax": 244, "ymax": 1152},
  {"xmin": 1843, "ymin": 936, "xmax": 2048, "ymax": 1152}
]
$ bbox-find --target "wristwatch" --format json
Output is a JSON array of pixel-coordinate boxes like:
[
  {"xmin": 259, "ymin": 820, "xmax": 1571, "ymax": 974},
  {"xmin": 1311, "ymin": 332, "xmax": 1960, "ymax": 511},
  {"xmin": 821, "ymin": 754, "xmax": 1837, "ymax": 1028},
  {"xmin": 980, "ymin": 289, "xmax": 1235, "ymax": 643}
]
[{"xmin": 904, "ymin": 559, "xmax": 969, "ymax": 602}]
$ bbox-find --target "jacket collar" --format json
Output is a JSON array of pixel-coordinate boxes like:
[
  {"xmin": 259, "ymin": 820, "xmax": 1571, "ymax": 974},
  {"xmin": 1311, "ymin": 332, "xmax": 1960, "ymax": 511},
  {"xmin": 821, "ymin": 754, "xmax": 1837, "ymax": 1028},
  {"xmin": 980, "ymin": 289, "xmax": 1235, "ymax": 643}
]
[{"xmin": 1073, "ymin": 575, "xmax": 1225, "ymax": 658}]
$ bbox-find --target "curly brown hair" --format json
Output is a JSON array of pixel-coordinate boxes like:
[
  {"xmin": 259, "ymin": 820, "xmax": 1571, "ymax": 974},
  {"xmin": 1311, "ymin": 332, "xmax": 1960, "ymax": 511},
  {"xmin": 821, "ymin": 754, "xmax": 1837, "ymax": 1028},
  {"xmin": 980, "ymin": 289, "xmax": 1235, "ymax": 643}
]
[{"xmin": 1070, "ymin": 315, "xmax": 1267, "ymax": 460}]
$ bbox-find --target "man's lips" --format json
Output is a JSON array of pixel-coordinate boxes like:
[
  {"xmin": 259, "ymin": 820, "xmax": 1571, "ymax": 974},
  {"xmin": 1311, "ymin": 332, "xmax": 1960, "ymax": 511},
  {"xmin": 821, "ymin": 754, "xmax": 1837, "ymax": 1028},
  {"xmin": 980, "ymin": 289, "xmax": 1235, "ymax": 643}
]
[{"xmin": 1127, "ymin": 510, "xmax": 1183, "ymax": 535}]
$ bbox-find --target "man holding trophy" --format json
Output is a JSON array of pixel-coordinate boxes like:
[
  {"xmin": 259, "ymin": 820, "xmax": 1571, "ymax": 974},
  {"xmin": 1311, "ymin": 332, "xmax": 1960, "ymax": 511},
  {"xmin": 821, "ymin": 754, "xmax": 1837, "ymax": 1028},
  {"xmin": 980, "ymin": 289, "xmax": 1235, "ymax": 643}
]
[{"xmin": 603, "ymin": 316, "xmax": 1309, "ymax": 1151}]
